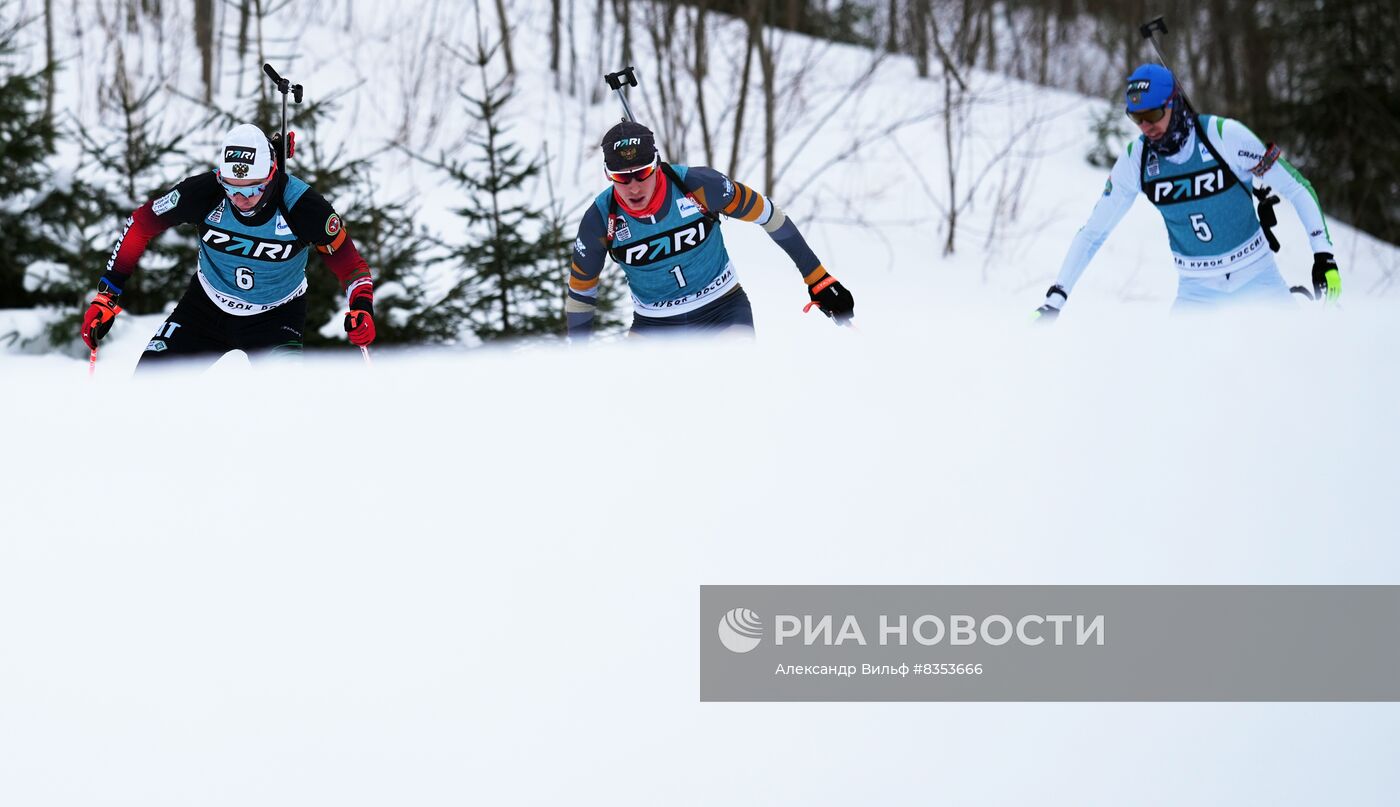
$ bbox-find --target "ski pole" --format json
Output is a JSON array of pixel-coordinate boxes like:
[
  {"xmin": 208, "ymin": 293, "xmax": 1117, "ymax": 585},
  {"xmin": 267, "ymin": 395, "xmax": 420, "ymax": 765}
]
[
  {"xmin": 1139, "ymin": 17, "xmax": 1171, "ymax": 67},
  {"xmin": 262, "ymin": 63, "xmax": 303, "ymax": 165},
  {"xmin": 88, "ymin": 345, "xmax": 98, "ymax": 377},
  {"xmin": 603, "ymin": 66, "xmax": 639, "ymax": 122},
  {"xmin": 359, "ymin": 345, "xmax": 372, "ymax": 367},
  {"xmin": 1139, "ymin": 17, "xmax": 1198, "ymax": 111}
]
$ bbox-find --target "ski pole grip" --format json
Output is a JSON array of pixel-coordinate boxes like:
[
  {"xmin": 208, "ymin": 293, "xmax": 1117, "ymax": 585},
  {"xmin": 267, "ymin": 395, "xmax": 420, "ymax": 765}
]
[
  {"xmin": 604, "ymin": 66, "xmax": 638, "ymax": 91},
  {"xmin": 263, "ymin": 63, "xmax": 290, "ymax": 94},
  {"xmin": 1139, "ymin": 17, "xmax": 1167, "ymax": 39},
  {"xmin": 292, "ymin": 84, "xmax": 303, "ymax": 104}
]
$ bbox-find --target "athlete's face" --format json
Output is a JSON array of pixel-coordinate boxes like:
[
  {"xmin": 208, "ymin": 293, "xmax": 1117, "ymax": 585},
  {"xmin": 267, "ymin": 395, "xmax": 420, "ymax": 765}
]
[
  {"xmin": 1137, "ymin": 104, "xmax": 1172, "ymax": 142},
  {"xmin": 613, "ymin": 168, "xmax": 659, "ymax": 209}
]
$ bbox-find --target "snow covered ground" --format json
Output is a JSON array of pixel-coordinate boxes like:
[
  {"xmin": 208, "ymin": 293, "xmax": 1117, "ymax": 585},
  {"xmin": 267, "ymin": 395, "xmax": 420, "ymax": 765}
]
[
  {"xmin": 5, "ymin": 303, "xmax": 1400, "ymax": 805},
  {"xmin": 4, "ymin": 0, "xmax": 1400, "ymax": 804}
]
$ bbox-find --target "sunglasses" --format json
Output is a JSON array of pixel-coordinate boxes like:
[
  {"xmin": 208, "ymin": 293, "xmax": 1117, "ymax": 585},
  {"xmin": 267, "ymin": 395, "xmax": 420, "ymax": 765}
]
[
  {"xmin": 217, "ymin": 167, "xmax": 275, "ymax": 199},
  {"xmin": 606, "ymin": 156, "xmax": 659, "ymax": 185},
  {"xmin": 1127, "ymin": 105, "xmax": 1169, "ymax": 125}
]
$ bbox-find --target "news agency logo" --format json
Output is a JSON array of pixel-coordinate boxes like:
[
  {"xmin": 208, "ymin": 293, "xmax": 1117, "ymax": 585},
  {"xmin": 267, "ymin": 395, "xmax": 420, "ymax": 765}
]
[
  {"xmin": 718, "ymin": 608, "xmax": 764, "ymax": 653},
  {"xmin": 716, "ymin": 609, "xmax": 1105, "ymax": 651}
]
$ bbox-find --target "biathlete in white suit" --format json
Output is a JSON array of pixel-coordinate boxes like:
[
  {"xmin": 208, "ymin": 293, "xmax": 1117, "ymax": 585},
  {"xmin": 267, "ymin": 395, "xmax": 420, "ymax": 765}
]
[{"xmin": 1033, "ymin": 63, "xmax": 1341, "ymax": 319}]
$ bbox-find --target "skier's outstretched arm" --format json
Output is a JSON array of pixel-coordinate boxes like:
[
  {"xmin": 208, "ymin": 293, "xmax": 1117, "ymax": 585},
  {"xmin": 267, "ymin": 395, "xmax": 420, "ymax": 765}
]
[
  {"xmin": 1214, "ymin": 117, "xmax": 1340, "ymax": 301},
  {"xmin": 686, "ymin": 166, "xmax": 854, "ymax": 323},
  {"xmin": 1034, "ymin": 144, "xmax": 1140, "ymax": 320},
  {"xmin": 82, "ymin": 173, "xmax": 219, "ymax": 349},
  {"xmin": 566, "ymin": 205, "xmax": 609, "ymax": 339}
]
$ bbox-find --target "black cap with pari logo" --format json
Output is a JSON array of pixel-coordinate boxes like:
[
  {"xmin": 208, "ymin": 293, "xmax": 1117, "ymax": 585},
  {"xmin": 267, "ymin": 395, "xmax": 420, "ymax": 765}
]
[{"xmin": 600, "ymin": 120, "xmax": 657, "ymax": 171}]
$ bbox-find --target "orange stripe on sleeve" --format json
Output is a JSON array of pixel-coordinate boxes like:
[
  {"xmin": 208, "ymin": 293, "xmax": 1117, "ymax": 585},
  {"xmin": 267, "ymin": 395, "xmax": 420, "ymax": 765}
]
[
  {"xmin": 722, "ymin": 184, "xmax": 747, "ymax": 216},
  {"xmin": 724, "ymin": 183, "xmax": 767, "ymax": 222},
  {"xmin": 315, "ymin": 228, "xmax": 348, "ymax": 254}
]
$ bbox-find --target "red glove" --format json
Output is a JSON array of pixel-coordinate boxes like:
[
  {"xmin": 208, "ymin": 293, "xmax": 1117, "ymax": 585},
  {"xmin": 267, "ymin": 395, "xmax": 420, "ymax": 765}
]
[
  {"xmin": 344, "ymin": 300, "xmax": 375, "ymax": 347},
  {"xmin": 81, "ymin": 292, "xmax": 123, "ymax": 349}
]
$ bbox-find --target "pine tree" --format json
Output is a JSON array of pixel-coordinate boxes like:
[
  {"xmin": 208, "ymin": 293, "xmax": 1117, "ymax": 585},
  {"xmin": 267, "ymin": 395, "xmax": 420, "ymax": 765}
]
[
  {"xmin": 410, "ymin": 38, "xmax": 579, "ymax": 343},
  {"xmin": 53, "ymin": 58, "xmax": 212, "ymax": 315},
  {"xmin": 334, "ymin": 165, "xmax": 441, "ymax": 345},
  {"xmin": 0, "ymin": 16, "xmax": 65, "ymax": 309}
]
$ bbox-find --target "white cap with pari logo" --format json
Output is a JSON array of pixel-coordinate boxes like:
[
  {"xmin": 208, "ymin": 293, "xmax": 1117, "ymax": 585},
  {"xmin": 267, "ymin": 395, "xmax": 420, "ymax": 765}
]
[{"xmin": 218, "ymin": 123, "xmax": 275, "ymax": 181}]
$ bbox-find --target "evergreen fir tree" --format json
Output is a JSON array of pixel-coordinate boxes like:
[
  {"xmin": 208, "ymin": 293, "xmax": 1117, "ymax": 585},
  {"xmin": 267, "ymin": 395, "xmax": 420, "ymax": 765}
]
[
  {"xmin": 411, "ymin": 38, "xmax": 581, "ymax": 343},
  {"xmin": 337, "ymin": 175, "xmax": 441, "ymax": 345},
  {"xmin": 0, "ymin": 16, "xmax": 65, "ymax": 309},
  {"xmin": 54, "ymin": 64, "xmax": 212, "ymax": 314}
]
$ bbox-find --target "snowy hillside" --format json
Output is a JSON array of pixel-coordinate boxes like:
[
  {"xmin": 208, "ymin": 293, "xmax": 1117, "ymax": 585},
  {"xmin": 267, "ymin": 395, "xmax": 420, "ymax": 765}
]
[
  {"xmin": 7, "ymin": 0, "xmax": 1398, "ymax": 334},
  {"xmin": 4, "ymin": 1, "xmax": 1400, "ymax": 805}
]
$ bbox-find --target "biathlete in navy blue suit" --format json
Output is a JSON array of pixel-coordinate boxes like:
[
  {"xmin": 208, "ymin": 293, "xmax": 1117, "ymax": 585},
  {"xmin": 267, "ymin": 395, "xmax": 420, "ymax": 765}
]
[
  {"xmin": 566, "ymin": 120, "xmax": 854, "ymax": 338},
  {"xmin": 80, "ymin": 123, "xmax": 377, "ymax": 369}
]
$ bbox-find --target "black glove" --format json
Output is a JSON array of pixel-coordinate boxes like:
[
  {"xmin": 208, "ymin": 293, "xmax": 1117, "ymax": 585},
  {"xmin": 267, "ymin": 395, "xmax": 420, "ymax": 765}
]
[
  {"xmin": 1032, "ymin": 285, "xmax": 1067, "ymax": 322},
  {"xmin": 1312, "ymin": 252, "xmax": 1340, "ymax": 302},
  {"xmin": 807, "ymin": 275, "xmax": 854, "ymax": 324}
]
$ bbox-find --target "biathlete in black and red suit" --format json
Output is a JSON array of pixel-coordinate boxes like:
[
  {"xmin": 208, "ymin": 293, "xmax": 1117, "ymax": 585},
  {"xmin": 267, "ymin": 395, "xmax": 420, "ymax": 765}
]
[{"xmin": 81, "ymin": 123, "xmax": 377, "ymax": 369}]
